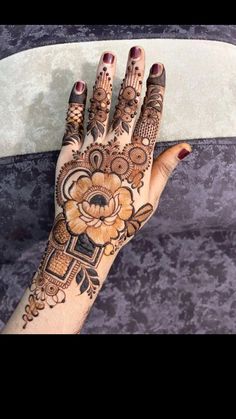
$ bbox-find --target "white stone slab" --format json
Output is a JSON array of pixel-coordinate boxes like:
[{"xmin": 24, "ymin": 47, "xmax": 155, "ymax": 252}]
[{"xmin": 0, "ymin": 38, "xmax": 235, "ymax": 157}]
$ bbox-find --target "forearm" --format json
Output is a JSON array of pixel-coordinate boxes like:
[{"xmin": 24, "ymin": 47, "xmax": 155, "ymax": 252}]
[{"xmin": 2, "ymin": 217, "xmax": 115, "ymax": 334}]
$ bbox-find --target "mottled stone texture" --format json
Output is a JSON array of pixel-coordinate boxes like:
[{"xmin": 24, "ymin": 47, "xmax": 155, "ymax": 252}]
[
  {"xmin": 1, "ymin": 25, "xmax": 236, "ymax": 60},
  {"xmin": 1, "ymin": 39, "xmax": 236, "ymax": 157},
  {"xmin": 1, "ymin": 139, "xmax": 236, "ymax": 333}
]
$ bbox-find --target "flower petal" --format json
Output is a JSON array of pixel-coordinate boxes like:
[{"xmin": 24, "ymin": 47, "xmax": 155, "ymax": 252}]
[
  {"xmin": 118, "ymin": 204, "xmax": 133, "ymax": 220},
  {"xmin": 104, "ymin": 173, "xmax": 121, "ymax": 194},
  {"xmin": 112, "ymin": 216, "xmax": 125, "ymax": 232},
  {"xmin": 115, "ymin": 187, "xmax": 134, "ymax": 220},
  {"xmin": 69, "ymin": 177, "xmax": 92, "ymax": 202},
  {"xmin": 86, "ymin": 224, "xmax": 109, "ymax": 245},
  {"xmin": 104, "ymin": 214, "xmax": 118, "ymax": 225},
  {"xmin": 105, "ymin": 198, "xmax": 115, "ymax": 216},
  {"xmin": 117, "ymin": 187, "xmax": 133, "ymax": 205},
  {"xmin": 46, "ymin": 295, "xmax": 57, "ymax": 308},
  {"xmin": 83, "ymin": 201, "xmax": 104, "ymax": 219},
  {"xmin": 91, "ymin": 172, "xmax": 105, "ymax": 187},
  {"xmin": 64, "ymin": 201, "xmax": 87, "ymax": 235},
  {"xmin": 68, "ymin": 218, "xmax": 87, "ymax": 235},
  {"xmin": 64, "ymin": 200, "xmax": 80, "ymax": 220},
  {"xmin": 86, "ymin": 218, "xmax": 102, "ymax": 227},
  {"xmin": 87, "ymin": 223, "xmax": 119, "ymax": 245},
  {"xmin": 57, "ymin": 289, "xmax": 65, "ymax": 303}
]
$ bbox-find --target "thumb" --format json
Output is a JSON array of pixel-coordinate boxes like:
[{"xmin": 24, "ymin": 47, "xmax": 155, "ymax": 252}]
[{"xmin": 149, "ymin": 142, "xmax": 192, "ymax": 205}]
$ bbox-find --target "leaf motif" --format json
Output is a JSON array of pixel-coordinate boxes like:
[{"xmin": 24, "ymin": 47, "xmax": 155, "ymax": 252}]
[
  {"xmin": 97, "ymin": 122, "xmax": 105, "ymax": 135},
  {"xmin": 134, "ymin": 203, "xmax": 153, "ymax": 223},
  {"xmin": 126, "ymin": 220, "xmax": 140, "ymax": 237},
  {"xmin": 87, "ymin": 121, "xmax": 94, "ymax": 132},
  {"xmin": 76, "ymin": 267, "xmax": 85, "ymax": 285},
  {"xmin": 122, "ymin": 121, "xmax": 129, "ymax": 134},
  {"xmin": 62, "ymin": 136, "xmax": 77, "ymax": 146},
  {"xmin": 90, "ymin": 277, "xmax": 100, "ymax": 286},
  {"xmin": 80, "ymin": 277, "xmax": 89, "ymax": 294},
  {"xmin": 112, "ymin": 118, "xmax": 121, "ymax": 130},
  {"xmin": 91, "ymin": 126, "xmax": 99, "ymax": 141},
  {"xmin": 149, "ymin": 86, "xmax": 160, "ymax": 95},
  {"xmin": 87, "ymin": 268, "xmax": 98, "ymax": 277},
  {"xmin": 86, "ymin": 268, "xmax": 100, "ymax": 286},
  {"xmin": 147, "ymin": 100, "xmax": 159, "ymax": 108},
  {"xmin": 126, "ymin": 203, "xmax": 153, "ymax": 237}
]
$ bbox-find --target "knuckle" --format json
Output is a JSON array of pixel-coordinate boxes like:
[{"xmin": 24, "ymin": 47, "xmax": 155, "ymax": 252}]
[{"xmin": 156, "ymin": 159, "xmax": 173, "ymax": 179}]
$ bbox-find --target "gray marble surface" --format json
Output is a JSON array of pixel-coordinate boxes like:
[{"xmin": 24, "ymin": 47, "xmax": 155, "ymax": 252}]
[
  {"xmin": 1, "ymin": 25, "xmax": 236, "ymax": 333},
  {"xmin": 1, "ymin": 25, "xmax": 236, "ymax": 60}
]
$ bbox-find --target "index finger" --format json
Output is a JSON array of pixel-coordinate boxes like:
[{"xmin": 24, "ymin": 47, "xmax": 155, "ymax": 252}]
[{"xmin": 133, "ymin": 62, "xmax": 166, "ymax": 150}]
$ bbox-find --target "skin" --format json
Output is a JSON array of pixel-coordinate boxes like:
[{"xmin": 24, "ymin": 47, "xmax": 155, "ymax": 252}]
[{"xmin": 2, "ymin": 46, "xmax": 192, "ymax": 334}]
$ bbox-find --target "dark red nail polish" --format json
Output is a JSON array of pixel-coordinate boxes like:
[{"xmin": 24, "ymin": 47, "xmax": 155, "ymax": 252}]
[
  {"xmin": 103, "ymin": 53, "xmax": 115, "ymax": 64},
  {"xmin": 151, "ymin": 63, "xmax": 159, "ymax": 75},
  {"xmin": 75, "ymin": 81, "xmax": 85, "ymax": 94},
  {"xmin": 178, "ymin": 148, "xmax": 190, "ymax": 160},
  {"xmin": 130, "ymin": 46, "xmax": 141, "ymax": 59}
]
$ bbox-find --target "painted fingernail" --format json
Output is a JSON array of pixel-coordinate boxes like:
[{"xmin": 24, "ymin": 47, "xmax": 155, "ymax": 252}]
[
  {"xmin": 151, "ymin": 63, "xmax": 159, "ymax": 75},
  {"xmin": 130, "ymin": 46, "xmax": 141, "ymax": 59},
  {"xmin": 103, "ymin": 53, "xmax": 115, "ymax": 64},
  {"xmin": 75, "ymin": 81, "xmax": 85, "ymax": 94},
  {"xmin": 178, "ymin": 148, "xmax": 191, "ymax": 160}
]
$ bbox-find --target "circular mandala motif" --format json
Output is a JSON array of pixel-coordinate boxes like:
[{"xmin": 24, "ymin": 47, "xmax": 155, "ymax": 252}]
[
  {"xmin": 118, "ymin": 99, "xmax": 126, "ymax": 108},
  {"xmin": 121, "ymin": 113, "xmax": 132, "ymax": 123},
  {"xmin": 53, "ymin": 219, "xmax": 70, "ymax": 245},
  {"xmin": 124, "ymin": 143, "xmax": 150, "ymax": 171},
  {"xmin": 110, "ymin": 155, "xmax": 133, "ymax": 178},
  {"xmin": 130, "ymin": 148, "xmax": 146, "ymax": 165},
  {"xmin": 96, "ymin": 110, "xmax": 107, "ymax": 122},
  {"xmin": 45, "ymin": 283, "xmax": 59, "ymax": 297},
  {"xmin": 122, "ymin": 86, "xmax": 136, "ymax": 100},
  {"xmin": 94, "ymin": 88, "xmax": 106, "ymax": 101}
]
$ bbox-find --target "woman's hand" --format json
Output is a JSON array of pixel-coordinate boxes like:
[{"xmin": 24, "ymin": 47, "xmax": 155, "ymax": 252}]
[{"xmin": 2, "ymin": 46, "xmax": 192, "ymax": 334}]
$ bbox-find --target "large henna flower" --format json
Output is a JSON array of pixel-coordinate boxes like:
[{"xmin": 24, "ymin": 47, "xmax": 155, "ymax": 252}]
[{"xmin": 64, "ymin": 172, "xmax": 134, "ymax": 245}]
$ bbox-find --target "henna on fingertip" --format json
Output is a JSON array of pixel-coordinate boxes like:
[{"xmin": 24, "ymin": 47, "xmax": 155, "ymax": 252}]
[{"xmin": 62, "ymin": 81, "xmax": 87, "ymax": 148}]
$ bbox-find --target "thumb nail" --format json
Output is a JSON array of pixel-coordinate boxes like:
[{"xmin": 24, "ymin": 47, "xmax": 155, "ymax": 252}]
[{"xmin": 177, "ymin": 148, "xmax": 191, "ymax": 160}]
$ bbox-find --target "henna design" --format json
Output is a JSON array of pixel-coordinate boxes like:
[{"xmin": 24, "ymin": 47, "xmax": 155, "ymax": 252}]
[
  {"xmin": 133, "ymin": 67, "xmax": 165, "ymax": 148},
  {"xmin": 87, "ymin": 67, "xmax": 112, "ymax": 141},
  {"xmin": 22, "ymin": 294, "xmax": 45, "ymax": 328},
  {"xmin": 62, "ymin": 82, "xmax": 87, "ymax": 148},
  {"xmin": 21, "ymin": 66, "xmax": 165, "ymax": 329},
  {"xmin": 62, "ymin": 103, "xmax": 84, "ymax": 147},
  {"xmin": 112, "ymin": 61, "xmax": 142, "ymax": 136},
  {"xmin": 126, "ymin": 203, "xmax": 153, "ymax": 237},
  {"xmin": 22, "ymin": 214, "xmax": 103, "ymax": 329},
  {"xmin": 76, "ymin": 267, "xmax": 100, "ymax": 299},
  {"xmin": 57, "ymin": 138, "xmax": 151, "ymax": 196}
]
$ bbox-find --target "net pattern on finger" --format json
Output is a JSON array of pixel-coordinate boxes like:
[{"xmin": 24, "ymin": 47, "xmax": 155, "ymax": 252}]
[{"xmin": 62, "ymin": 82, "xmax": 87, "ymax": 149}]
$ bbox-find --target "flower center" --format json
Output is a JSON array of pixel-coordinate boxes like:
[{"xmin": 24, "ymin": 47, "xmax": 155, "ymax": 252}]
[{"xmin": 89, "ymin": 194, "xmax": 108, "ymax": 207}]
